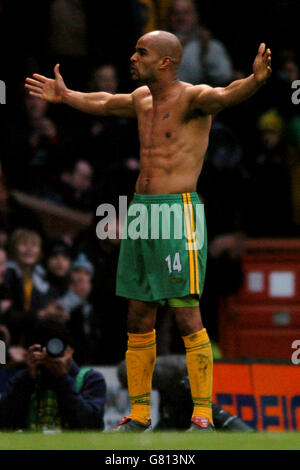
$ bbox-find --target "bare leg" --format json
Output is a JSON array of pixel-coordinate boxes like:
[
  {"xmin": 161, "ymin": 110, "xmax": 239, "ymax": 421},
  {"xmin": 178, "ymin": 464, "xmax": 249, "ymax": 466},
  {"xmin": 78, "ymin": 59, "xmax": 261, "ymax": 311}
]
[
  {"xmin": 127, "ymin": 299, "xmax": 157, "ymax": 333},
  {"xmin": 171, "ymin": 305, "xmax": 203, "ymax": 336}
]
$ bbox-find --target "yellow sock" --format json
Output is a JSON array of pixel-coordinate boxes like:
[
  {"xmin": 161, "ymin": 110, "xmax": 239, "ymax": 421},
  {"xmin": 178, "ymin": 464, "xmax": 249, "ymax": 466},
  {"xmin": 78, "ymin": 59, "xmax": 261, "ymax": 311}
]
[
  {"xmin": 126, "ymin": 329, "xmax": 156, "ymax": 425},
  {"xmin": 182, "ymin": 328, "xmax": 213, "ymax": 424}
]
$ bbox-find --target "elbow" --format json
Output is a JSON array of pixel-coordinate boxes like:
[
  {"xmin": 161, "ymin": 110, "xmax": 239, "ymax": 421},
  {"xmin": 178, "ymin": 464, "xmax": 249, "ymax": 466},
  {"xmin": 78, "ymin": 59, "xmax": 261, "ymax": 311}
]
[{"xmin": 218, "ymin": 88, "xmax": 229, "ymax": 109}]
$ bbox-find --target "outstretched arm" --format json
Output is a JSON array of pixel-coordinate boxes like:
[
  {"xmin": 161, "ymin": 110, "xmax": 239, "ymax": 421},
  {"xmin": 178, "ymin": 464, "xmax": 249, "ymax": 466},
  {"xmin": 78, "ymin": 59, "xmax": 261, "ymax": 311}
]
[
  {"xmin": 25, "ymin": 64, "xmax": 136, "ymax": 118},
  {"xmin": 190, "ymin": 43, "xmax": 272, "ymax": 115}
]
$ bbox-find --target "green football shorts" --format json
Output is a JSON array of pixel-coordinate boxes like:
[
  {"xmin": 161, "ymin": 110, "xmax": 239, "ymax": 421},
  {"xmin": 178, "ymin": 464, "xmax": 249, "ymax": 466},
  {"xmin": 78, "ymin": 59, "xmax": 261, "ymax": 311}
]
[{"xmin": 116, "ymin": 192, "xmax": 207, "ymax": 305}]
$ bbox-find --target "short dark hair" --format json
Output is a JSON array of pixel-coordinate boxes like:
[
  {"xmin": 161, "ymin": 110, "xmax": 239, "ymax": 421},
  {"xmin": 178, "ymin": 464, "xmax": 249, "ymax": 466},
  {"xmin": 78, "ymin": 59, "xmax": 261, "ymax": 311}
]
[{"xmin": 26, "ymin": 320, "xmax": 75, "ymax": 349}]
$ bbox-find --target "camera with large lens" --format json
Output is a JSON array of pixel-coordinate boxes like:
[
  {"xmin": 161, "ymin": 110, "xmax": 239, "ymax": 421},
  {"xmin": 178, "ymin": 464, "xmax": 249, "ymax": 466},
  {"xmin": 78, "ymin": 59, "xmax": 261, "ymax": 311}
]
[{"xmin": 46, "ymin": 338, "xmax": 66, "ymax": 358}]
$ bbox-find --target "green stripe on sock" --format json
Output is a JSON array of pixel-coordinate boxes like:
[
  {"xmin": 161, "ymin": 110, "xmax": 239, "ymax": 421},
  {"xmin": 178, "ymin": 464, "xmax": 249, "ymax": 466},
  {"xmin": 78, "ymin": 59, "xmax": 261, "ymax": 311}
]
[
  {"xmin": 185, "ymin": 341, "xmax": 211, "ymax": 350},
  {"xmin": 192, "ymin": 396, "xmax": 212, "ymax": 401},
  {"xmin": 192, "ymin": 401, "xmax": 213, "ymax": 407},
  {"xmin": 129, "ymin": 393, "xmax": 151, "ymax": 400},
  {"xmin": 131, "ymin": 400, "xmax": 151, "ymax": 405},
  {"xmin": 128, "ymin": 342, "xmax": 156, "ymax": 349}
]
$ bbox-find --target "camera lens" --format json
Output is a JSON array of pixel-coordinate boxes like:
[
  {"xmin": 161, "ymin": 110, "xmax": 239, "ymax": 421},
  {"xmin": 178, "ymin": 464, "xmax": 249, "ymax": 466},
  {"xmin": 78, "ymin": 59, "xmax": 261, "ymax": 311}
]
[{"xmin": 46, "ymin": 338, "xmax": 66, "ymax": 358}]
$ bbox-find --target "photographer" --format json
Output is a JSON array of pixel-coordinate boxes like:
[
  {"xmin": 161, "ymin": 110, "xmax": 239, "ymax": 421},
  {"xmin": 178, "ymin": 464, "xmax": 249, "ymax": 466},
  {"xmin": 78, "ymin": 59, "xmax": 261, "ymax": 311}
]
[
  {"xmin": 0, "ymin": 321, "xmax": 106, "ymax": 431},
  {"xmin": 4, "ymin": 229, "xmax": 56, "ymax": 345}
]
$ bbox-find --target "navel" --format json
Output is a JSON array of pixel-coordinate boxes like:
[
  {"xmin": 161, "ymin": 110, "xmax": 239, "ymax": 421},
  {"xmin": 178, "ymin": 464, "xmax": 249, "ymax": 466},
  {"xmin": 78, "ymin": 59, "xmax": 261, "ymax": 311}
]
[{"xmin": 166, "ymin": 131, "xmax": 171, "ymax": 138}]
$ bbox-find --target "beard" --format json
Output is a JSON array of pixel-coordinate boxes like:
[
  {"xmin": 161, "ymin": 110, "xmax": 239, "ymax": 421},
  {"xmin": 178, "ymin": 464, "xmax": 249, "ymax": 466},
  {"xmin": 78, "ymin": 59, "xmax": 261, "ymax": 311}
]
[{"xmin": 130, "ymin": 68, "xmax": 140, "ymax": 81}]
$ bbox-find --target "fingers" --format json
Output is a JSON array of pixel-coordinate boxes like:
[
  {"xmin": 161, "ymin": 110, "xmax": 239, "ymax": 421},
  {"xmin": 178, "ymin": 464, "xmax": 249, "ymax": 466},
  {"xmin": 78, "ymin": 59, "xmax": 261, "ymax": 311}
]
[
  {"xmin": 28, "ymin": 344, "xmax": 42, "ymax": 351},
  {"xmin": 258, "ymin": 42, "xmax": 266, "ymax": 55},
  {"xmin": 25, "ymin": 83, "xmax": 41, "ymax": 93},
  {"xmin": 264, "ymin": 48, "xmax": 271, "ymax": 68},
  {"xmin": 24, "ymin": 80, "xmax": 44, "ymax": 98},
  {"xmin": 258, "ymin": 43, "xmax": 271, "ymax": 59},
  {"xmin": 28, "ymin": 91, "xmax": 43, "ymax": 99},
  {"xmin": 25, "ymin": 79, "xmax": 44, "ymax": 96},
  {"xmin": 54, "ymin": 63, "xmax": 61, "ymax": 77},
  {"xmin": 27, "ymin": 344, "xmax": 44, "ymax": 361},
  {"xmin": 25, "ymin": 77, "xmax": 44, "ymax": 88},
  {"xmin": 264, "ymin": 47, "xmax": 271, "ymax": 58},
  {"xmin": 32, "ymin": 73, "xmax": 48, "ymax": 82},
  {"xmin": 25, "ymin": 76, "xmax": 46, "ymax": 97}
]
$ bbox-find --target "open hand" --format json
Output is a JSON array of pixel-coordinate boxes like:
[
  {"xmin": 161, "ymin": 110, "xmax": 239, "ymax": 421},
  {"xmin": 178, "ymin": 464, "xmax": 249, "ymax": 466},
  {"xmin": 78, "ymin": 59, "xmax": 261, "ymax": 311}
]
[
  {"xmin": 253, "ymin": 43, "xmax": 272, "ymax": 85},
  {"xmin": 25, "ymin": 64, "xmax": 67, "ymax": 103}
]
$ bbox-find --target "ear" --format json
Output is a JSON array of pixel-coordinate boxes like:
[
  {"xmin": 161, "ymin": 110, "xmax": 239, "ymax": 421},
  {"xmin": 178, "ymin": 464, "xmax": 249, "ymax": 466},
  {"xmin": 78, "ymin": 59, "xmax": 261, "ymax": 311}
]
[{"xmin": 159, "ymin": 56, "xmax": 173, "ymax": 70}]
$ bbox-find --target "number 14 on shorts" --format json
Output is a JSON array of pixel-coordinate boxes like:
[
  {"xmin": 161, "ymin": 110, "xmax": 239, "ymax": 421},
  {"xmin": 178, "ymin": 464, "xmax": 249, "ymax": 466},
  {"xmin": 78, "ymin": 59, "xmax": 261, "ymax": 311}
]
[{"xmin": 165, "ymin": 252, "xmax": 182, "ymax": 274}]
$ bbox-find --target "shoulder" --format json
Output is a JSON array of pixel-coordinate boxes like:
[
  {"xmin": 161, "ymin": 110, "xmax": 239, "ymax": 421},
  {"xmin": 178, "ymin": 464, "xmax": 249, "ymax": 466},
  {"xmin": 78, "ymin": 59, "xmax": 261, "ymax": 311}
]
[
  {"xmin": 131, "ymin": 86, "xmax": 150, "ymax": 103},
  {"xmin": 184, "ymin": 83, "xmax": 214, "ymax": 102},
  {"xmin": 83, "ymin": 368, "xmax": 107, "ymax": 390},
  {"xmin": 209, "ymin": 38, "xmax": 228, "ymax": 53},
  {"xmin": 184, "ymin": 83, "xmax": 224, "ymax": 116}
]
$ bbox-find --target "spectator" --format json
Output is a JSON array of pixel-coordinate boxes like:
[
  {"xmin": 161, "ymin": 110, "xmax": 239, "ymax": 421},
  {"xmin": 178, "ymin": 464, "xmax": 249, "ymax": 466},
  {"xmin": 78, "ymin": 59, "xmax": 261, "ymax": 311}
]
[
  {"xmin": 4, "ymin": 229, "xmax": 54, "ymax": 344},
  {"xmin": 0, "ymin": 246, "xmax": 12, "ymax": 364},
  {"xmin": 246, "ymin": 109, "xmax": 294, "ymax": 236},
  {"xmin": 0, "ymin": 247, "xmax": 13, "ymax": 318},
  {"xmin": 73, "ymin": 220, "xmax": 128, "ymax": 365},
  {"xmin": 45, "ymin": 238, "xmax": 72, "ymax": 297},
  {"xmin": 24, "ymin": 94, "xmax": 58, "ymax": 191},
  {"xmin": 275, "ymin": 52, "xmax": 300, "ymax": 119},
  {"xmin": 47, "ymin": 0, "xmax": 89, "ymax": 92},
  {"xmin": 38, "ymin": 299, "xmax": 70, "ymax": 325},
  {"xmin": 58, "ymin": 253, "xmax": 95, "ymax": 364},
  {"xmin": 89, "ymin": 64, "xmax": 119, "ymax": 94},
  {"xmin": 35, "ymin": 159, "xmax": 96, "ymax": 214},
  {"xmin": 37, "ymin": 253, "xmax": 97, "ymax": 364},
  {"xmin": 0, "ymin": 320, "xmax": 106, "ymax": 430},
  {"xmin": 168, "ymin": 0, "xmax": 233, "ymax": 86},
  {"xmin": 86, "ymin": 64, "xmax": 139, "ymax": 185},
  {"xmin": 4, "ymin": 89, "xmax": 59, "ymax": 192}
]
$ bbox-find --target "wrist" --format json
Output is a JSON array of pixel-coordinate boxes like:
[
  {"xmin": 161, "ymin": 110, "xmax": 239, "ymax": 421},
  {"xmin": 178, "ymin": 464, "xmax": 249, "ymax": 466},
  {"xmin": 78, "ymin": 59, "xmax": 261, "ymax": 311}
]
[
  {"xmin": 252, "ymin": 73, "xmax": 266, "ymax": 87},
  {"xmin": 61, "ymin": 88, "xmax": 71, "ymax": 104}
]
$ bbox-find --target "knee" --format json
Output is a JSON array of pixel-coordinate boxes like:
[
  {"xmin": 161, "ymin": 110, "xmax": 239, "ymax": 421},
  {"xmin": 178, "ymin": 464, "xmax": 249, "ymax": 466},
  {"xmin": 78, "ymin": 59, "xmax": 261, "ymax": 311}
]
[
  {"xmin": 127, "ymin": 301, "xmax": 156, "ymax": 334},
  {"xmin": 172, "ymin": 307, "xmax": 203, "ymax": 336}
]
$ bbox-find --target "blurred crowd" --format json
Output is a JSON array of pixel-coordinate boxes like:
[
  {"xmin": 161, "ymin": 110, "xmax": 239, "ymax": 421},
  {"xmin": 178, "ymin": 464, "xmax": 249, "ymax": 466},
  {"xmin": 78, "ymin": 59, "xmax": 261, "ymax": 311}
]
[{"xmin": 0, "ymin": 0, "xmax": 300, "ymax": 368}]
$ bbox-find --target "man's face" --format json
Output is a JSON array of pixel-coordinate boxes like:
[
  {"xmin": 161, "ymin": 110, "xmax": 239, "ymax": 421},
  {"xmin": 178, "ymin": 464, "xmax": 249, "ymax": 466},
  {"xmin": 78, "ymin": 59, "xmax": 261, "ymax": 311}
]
[
  {"xmin": 16, "ymin": 239, "xmax": 41, "ymax": 267},
  {"xmin": 261, "ymin": 130, "xmax": 281, "ymax": 150},
  {"xmin": 170, "ymin": 0, "xmax": 198, "ymax": 34},
  {"xmin": 70, "ymin": 268, "xmax": 92, "ymax": 300},
  {"xmin": 47, "ymin": 253, "xmax": 71, "ymax": 277},
  {"xmin": 71, "ymin": 161, "xmax": 93, "ymax": 192},
  {"xmin": 130, "ymin": 37, "xmax": 162, "ymax": 83},
  {"xmin": 283, "ymin": 60, "xmax": 299, "ymax": 83},
  {"xmin": 95, "ymin": 65, "xmax": 118, "ymax": 93}
]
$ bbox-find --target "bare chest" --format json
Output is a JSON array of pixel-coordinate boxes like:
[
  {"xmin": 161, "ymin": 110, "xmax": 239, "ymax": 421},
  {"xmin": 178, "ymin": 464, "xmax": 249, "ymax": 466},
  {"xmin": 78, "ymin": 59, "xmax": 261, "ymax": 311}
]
[{"xmin": 137, "ymin": 99, "xmax": 185, "ymax": 148}]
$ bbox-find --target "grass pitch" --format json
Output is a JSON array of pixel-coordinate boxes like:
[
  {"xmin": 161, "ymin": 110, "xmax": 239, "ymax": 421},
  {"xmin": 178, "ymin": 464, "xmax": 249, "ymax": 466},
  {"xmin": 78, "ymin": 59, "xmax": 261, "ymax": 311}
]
[{"xmin": 0, "ymin": 431, "xmax": 299, "ymax": 450}]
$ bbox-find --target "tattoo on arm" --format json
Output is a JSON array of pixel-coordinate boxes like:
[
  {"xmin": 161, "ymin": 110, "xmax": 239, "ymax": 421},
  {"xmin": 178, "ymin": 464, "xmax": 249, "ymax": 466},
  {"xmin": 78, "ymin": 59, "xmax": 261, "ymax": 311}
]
[{"xmin": 163, "ymin": 112, "xmax": 170, "ymax": 120}]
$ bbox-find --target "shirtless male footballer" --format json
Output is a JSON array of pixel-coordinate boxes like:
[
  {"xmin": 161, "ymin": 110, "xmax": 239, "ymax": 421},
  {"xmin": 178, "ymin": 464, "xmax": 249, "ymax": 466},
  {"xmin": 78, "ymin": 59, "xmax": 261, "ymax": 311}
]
[{"xmin": 25, "ymin": 30, "xmax": 271, "ymax": 432}]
